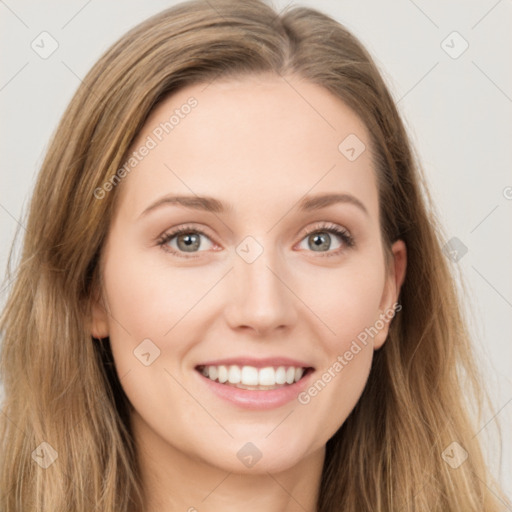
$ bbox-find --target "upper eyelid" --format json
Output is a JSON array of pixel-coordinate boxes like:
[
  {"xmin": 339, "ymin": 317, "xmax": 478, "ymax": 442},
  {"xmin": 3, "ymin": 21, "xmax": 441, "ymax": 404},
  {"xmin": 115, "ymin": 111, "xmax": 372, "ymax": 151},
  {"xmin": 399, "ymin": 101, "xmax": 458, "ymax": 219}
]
[{"xmin": 302, "ymin": 223, "xmax": 350, "ymax": 236}]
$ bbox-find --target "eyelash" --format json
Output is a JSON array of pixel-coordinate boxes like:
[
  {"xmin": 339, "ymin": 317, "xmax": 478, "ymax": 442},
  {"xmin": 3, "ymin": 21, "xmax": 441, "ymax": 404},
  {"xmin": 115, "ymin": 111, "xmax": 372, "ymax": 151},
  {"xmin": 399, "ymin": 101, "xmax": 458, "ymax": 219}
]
[{"xmin": 156, "ymin": 222, "xmax": 354, "ymax": 259}]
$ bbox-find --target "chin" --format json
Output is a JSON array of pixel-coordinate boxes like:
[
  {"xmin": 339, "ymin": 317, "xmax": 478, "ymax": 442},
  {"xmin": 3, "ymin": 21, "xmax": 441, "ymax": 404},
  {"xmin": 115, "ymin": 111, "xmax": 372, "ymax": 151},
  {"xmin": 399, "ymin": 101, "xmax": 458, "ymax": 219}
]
[{"xmin": 202, "ymin": 432, "xmax": 320, "ymax": 475}]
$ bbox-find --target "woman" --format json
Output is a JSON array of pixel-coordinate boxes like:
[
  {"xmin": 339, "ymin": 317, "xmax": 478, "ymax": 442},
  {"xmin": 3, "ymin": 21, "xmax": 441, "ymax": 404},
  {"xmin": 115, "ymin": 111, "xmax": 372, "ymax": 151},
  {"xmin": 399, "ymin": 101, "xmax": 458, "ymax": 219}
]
[{"xmin": 0, "ymin": 1, "xmax": 509, "ymax": 510}]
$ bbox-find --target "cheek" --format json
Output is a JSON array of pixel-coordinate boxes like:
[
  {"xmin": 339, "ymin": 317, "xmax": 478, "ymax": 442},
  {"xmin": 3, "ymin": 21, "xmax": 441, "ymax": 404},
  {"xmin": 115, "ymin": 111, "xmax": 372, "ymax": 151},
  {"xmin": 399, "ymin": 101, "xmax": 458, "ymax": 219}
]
[
  {"xmin": 102, "ymin": 247, "xmax": 211, "ymax": 339},
  {"xmin": 100, "ymin": 250, "xmax": 211, "ymax": 425},
  {"xmin": 294, "ymin": 261, "xmax": 385, "ymax": 426},
  {"xmin": 99, "ymin": 248, "xmax": 210, "ymax": 396},
  {"xmin": 303, "ymin": 261, "xmax": 386, "ymax": 350}
]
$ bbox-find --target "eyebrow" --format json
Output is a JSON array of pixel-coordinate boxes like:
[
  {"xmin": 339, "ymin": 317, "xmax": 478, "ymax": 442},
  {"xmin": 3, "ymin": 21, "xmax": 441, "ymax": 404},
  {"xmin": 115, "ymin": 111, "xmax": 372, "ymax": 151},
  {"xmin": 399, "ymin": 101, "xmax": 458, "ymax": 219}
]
[
  {"xmin": 139, "ymin": 192, "xmax": 368, "ymax": 218},
  {"xmin": 139, "ymin": 195, "xmax": 228, "ymax": 217},
  {"xmin": 298, "ymin": 193, "xmax": 368, "ymax": 215}
]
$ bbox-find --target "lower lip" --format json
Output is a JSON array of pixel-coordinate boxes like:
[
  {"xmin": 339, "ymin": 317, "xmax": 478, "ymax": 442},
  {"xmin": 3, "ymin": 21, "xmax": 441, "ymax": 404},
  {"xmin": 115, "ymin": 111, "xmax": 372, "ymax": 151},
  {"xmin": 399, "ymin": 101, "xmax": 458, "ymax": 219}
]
[{"xmin": 195, "ymin": 369, "xmax": 314, "ymax": 410}]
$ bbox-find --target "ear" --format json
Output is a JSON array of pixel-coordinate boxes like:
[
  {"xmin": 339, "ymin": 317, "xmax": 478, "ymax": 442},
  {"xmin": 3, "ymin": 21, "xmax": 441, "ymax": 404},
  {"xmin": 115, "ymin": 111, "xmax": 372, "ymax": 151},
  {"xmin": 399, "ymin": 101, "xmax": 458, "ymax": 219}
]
[
  {"xmin": 373, "ymin": 239, "xmax": 407, "ymax": 350},
  {"xmin": 89, "ymin": 284, "xmax": 109, "ymax": 339}
]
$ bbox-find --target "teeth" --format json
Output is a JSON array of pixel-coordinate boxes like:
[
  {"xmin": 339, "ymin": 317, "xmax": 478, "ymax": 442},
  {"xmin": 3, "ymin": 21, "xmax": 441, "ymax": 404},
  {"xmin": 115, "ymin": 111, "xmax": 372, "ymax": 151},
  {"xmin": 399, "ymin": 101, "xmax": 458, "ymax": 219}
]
[
  {"xmin": 275, "ymin": 366, "xmax": 286, "ymax": 384},
  {"xmin": 241, "ymin": 366, "xmax": 259, "ymax": 385},
  {"xmin": 228, "ymin": 365, "xmax": 241, "ymax": 384},
  {"xmin": 218, "ymin": 365, "xmax": 228, "ymax": 383},
  {"xmin": 259, "ymin": 367, "xmax": 276, "ymax": 386},
  {"xmin": 199, "ymin": 364, "xmax": 307, "ymax": 388}
]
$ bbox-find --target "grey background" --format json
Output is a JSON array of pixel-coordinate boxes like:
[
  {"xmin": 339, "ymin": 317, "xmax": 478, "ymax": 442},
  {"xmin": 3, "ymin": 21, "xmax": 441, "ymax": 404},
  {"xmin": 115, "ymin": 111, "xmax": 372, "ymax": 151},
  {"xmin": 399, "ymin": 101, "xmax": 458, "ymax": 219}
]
[{"xmin": 1, "ymin": 0, "xmax": 511, "ymax": 500}]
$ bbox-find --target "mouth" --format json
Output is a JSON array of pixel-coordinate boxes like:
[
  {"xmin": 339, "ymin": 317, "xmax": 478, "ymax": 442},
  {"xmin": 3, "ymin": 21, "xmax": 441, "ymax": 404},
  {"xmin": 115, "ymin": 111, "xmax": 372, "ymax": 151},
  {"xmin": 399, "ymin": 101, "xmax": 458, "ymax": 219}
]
[{"xmin": 195, "ymin": 364, "xmax": 315, "ymax": 391}]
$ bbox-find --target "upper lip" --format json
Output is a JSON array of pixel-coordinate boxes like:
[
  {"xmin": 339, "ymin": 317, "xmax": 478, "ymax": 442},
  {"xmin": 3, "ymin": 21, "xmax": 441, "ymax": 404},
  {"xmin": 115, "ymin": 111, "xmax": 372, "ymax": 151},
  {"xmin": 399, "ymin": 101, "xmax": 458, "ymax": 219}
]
[{"xmin": 195, "ymin": 357, "xmax": 314, "ymax": 369}]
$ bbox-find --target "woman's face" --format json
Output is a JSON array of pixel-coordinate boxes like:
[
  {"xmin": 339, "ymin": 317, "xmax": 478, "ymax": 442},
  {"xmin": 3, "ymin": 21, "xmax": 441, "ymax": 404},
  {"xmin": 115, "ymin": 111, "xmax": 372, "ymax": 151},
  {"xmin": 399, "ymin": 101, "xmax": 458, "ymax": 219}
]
[{"xmin": 92, "ymin": 74, "xmax": 406, "ymax": 475}]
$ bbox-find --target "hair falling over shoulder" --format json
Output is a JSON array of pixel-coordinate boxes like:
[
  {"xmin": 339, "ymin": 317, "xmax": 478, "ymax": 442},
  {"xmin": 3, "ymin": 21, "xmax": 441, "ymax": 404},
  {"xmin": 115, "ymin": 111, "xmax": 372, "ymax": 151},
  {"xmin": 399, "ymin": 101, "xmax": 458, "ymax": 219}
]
[{"xmin": 0, "ymin": 1, "xmax": 510, "ymax": 510}]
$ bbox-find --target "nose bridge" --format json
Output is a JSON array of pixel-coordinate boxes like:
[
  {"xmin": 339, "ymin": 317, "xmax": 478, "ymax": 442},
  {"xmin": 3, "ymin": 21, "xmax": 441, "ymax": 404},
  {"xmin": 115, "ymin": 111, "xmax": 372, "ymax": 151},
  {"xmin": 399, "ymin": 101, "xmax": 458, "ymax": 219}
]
[{"xmin": 224, "ymin": 235, "xmax": 297, "ymax": 334}]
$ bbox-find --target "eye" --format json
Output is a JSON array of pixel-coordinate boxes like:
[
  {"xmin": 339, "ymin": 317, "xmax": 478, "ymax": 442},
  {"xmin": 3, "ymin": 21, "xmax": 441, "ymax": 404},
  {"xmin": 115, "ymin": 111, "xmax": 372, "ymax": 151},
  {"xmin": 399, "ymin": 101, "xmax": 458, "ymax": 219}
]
[
  {"xmin": 157, "ymin": 225, "xmax": 215, "ymax": 258},
  {"xmin": 157, "ymin": 222, "xmax": 354, "ymax": 259},
  {"xmin": 297, "ymin": 222, "xmax": 354, "ymax": 257}
]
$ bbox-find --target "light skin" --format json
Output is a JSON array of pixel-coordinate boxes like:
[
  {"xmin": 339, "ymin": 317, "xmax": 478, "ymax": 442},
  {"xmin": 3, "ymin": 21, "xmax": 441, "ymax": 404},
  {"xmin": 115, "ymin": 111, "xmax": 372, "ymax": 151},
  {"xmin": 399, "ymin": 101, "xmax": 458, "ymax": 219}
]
[{"xmin": 91, "ymin": 73, "xmax": 406, "ymax": 512}]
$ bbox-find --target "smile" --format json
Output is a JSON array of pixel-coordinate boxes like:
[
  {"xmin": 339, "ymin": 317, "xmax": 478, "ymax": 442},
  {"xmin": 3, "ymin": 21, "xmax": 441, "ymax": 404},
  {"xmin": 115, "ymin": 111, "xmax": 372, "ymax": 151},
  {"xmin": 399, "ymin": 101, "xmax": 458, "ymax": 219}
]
[
  {"xmin": 193, "ymin": 357, "xmax": 316, "ymax": 409},
  {"xmin": 196, "ymin": 364, "xmax": 312, "ymax": 390}
]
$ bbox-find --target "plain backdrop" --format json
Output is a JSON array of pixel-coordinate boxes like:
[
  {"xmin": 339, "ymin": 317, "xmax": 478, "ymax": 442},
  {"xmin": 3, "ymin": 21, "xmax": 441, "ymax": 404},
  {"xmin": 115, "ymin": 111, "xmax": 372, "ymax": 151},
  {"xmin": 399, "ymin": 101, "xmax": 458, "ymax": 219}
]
[{"xmin": 1, "ymin": 0, "xmax": 511, "ymax": 501}]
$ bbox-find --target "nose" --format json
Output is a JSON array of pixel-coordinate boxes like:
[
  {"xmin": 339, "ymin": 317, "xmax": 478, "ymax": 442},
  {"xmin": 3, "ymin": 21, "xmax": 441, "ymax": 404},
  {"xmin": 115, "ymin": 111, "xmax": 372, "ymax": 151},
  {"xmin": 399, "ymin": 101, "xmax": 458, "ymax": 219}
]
[{"xmin": 223, "ymin": 242, "xmax": 298, "ymax": 337}]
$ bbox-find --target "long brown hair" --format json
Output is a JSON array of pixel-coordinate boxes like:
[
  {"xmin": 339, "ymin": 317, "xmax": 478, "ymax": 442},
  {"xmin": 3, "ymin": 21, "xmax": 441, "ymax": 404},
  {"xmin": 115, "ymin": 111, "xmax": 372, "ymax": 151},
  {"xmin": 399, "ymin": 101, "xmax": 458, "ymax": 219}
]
[{"xmin": 1, "ymin": 1, "xmax": 509, "ymax": 510}]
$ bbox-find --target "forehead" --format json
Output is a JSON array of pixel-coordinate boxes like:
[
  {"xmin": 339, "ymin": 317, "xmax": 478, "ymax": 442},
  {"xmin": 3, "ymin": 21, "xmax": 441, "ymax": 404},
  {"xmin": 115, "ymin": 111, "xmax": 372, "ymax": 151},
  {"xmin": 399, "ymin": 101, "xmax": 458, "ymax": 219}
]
[{"xmin": 116, "ymin": 74, "xmax": 378, "ymax": 221}]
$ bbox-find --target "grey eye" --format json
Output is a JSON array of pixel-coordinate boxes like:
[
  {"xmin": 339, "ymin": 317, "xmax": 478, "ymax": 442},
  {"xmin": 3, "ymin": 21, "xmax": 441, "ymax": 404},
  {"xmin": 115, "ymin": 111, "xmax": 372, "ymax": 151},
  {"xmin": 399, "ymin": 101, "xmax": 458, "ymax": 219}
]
[
  {"xmin": 298, "ymin": 231, "xmax": 342, "ymax": 252},
  {"xmin": 176, "ymin": 233, "xmax": 202, "ymax": 252},
  {"xmin": 165, "ymin": 231, "xmax": 214, "ymax": 253}
]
